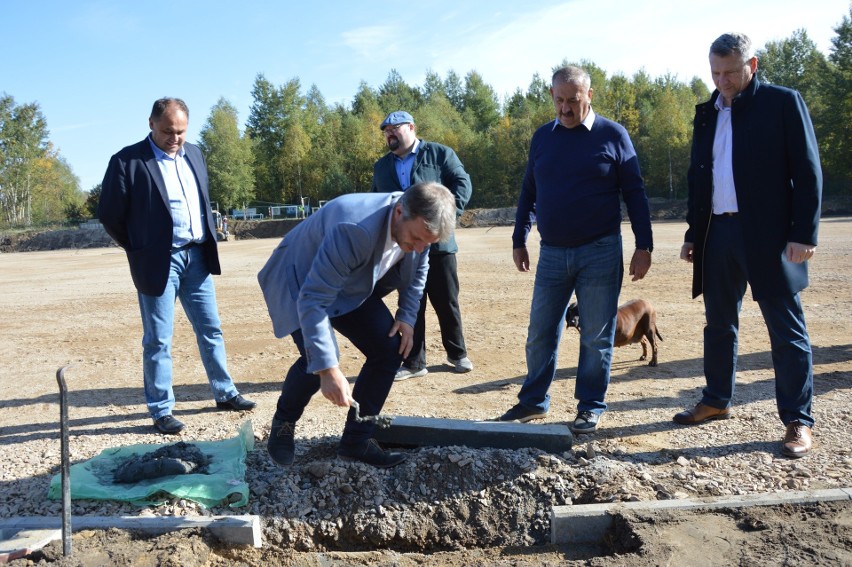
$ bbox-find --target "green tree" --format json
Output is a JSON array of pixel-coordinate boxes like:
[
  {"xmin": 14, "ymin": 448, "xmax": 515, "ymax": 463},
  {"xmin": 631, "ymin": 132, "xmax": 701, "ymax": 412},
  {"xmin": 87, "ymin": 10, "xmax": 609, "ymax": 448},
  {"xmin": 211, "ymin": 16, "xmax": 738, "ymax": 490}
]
[
  {"xmin": 689, "ymin": 76, "xmax": 711, "ymax": 101},
  {"xmin": 461, "ymin": 70, "xmax": 500, "ymax": 133},
  {"xmin": 278, "ymin": 120, "xmax": 311, "ymax": 203},
  {"xmin": 757, "ymin": 29, "xmax": 828, "ymax": 98},
  {"xmin": 641, "ymin": 85, "xmax": 693, "ymax": 198},
  {"xmin": 28, "ymin": 152, "xmax": 82, "ymax": 224},
  {"xmin": 298, "ymin": 85, "xmax": 343, "ymax": 207},
  {"xmin": 444, "ymin": 70, "xmax": 465, "ymax": 113},
  {"xmin": 820, "ymin": 7, "xmax": 852, "ymax": 190},
  {"xmin": 246, "ymin": 75, "xmax": 305, "ymax": 204},
  {"xmin": 85, "ymin": 183, "xmax": 101, "ymax": 218},
  {"xmin": 504, "ymin": 74, "xmax": 552, "ymax": 125},
  {"xmin": 377, "ymin": 69, "xmax": 421, "ymax": 113},
  {"xmin": 422, "ymin": 69, "xmax": 447, "ymax": 101},
  {"xmin": 0, "ymin": 94, "xmax": 50, "ymax": 226},
  {"xmin": 198, "ymin": 98, "xmax": 255, "ymax": 212},
  {"xmin": 607, "ymin": 73, "xmax": 640, "ymax": 139}
]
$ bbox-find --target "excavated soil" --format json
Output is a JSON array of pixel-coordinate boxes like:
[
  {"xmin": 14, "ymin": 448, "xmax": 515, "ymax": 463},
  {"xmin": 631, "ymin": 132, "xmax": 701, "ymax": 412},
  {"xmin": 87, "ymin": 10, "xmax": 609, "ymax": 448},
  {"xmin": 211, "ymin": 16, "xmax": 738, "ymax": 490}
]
[{"xmin": 1, "ymin": 215, "xmax": 851, "ymax": 566}]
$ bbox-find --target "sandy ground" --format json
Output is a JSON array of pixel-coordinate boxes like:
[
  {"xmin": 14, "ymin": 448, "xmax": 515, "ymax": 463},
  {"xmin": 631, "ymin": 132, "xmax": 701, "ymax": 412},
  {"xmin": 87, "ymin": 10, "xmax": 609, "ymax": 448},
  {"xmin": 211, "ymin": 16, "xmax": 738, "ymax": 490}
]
[{"xmin": 1, "ymin": 219, "xmax": 851, "ymax": 565}]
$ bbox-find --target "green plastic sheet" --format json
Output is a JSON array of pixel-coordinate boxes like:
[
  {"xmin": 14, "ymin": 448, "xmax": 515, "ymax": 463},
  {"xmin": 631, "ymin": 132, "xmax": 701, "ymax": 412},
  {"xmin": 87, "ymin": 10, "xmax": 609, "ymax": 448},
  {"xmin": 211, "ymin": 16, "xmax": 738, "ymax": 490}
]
[{"xmin": 48, "ymin": 420, "xmax": 254, "ymax": 508}]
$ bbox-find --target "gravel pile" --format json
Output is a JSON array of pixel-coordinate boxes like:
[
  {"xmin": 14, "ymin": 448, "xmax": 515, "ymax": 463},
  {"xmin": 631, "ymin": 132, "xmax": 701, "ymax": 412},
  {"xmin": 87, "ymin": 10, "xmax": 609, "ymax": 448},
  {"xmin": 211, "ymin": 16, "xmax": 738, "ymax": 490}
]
[{"xmin": 3, "ymin": 398, "xmax": 850, "ymax": 555}]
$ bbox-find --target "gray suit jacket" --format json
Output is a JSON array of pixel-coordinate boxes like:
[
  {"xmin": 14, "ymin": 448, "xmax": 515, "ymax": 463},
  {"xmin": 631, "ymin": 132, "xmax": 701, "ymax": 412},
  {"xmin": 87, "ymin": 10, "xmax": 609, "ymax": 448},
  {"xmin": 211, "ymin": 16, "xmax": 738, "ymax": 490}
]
[{"xmin": 257, "ymin": 192, "xmax": 429, "ymax": 373}]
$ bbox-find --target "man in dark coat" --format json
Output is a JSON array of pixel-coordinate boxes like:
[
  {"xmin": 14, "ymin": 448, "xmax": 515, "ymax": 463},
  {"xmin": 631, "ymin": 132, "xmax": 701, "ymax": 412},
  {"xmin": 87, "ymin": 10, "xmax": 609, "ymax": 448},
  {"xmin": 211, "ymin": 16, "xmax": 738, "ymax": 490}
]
[
  {"xmin": 99, "ymin": 98, "xmax": 255, "ymax": 435},
  {"xmin": 674, "ymin": 33, "xmax": 822, "ymax": 459}
]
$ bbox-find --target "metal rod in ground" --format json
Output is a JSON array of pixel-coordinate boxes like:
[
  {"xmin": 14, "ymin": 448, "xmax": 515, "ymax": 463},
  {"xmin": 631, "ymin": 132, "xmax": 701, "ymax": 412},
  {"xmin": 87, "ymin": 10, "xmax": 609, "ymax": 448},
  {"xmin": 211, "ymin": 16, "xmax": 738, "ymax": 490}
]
[{"xmin": 56, "ymin": 366, "xmax": 71, "ymax": 557}]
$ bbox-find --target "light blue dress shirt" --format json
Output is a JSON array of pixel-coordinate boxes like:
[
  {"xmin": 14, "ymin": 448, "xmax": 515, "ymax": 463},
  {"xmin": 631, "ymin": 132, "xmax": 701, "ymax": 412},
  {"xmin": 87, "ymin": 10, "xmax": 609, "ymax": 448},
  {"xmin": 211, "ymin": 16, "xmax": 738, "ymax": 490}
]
[{"xmin": 148, "ymin": 137, "xmax": 206, "ymax": 247}]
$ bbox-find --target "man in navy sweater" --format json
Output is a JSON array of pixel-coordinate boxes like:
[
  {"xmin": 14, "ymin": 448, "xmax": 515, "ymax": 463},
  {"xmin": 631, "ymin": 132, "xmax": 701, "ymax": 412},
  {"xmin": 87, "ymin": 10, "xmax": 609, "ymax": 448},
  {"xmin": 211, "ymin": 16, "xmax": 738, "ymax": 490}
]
[{"xmin": 496, "ymin": 66, "xmax": 653, "ymax": 434}]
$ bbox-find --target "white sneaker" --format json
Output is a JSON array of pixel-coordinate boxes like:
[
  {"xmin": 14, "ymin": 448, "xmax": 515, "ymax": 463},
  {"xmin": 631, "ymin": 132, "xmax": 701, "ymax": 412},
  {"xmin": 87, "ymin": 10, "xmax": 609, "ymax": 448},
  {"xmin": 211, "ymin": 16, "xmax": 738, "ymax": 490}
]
[
  {"xmin": 446, "ymin": 356, "xmax": 474, "ymax": 373},
  {"xmin": 394, "ymin": 366, "xmax": 428, "ymax": 381}
]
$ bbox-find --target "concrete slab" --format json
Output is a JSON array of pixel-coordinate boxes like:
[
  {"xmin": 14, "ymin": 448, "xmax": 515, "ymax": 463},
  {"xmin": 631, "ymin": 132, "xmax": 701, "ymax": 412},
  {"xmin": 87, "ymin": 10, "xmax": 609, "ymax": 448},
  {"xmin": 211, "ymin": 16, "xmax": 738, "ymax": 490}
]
[
  {"xmin": 0, "ymin": 515, "xmax": 261, "ymax": 552},
  {"xmin": 0, "ymin": 528, "xmax": 62, "ymax": 564},
  {"xmin": 373, "ymin": 416, "xmax": 573, "ymax": 453},
  {"xmin": 551, "ymin": 488, "xmax": 852, "ymax": 544}
]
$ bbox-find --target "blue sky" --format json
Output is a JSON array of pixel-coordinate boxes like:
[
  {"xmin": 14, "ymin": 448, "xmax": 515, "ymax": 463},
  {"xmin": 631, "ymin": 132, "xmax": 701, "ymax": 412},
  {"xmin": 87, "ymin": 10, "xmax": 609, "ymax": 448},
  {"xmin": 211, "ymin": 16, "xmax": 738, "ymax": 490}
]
[{"xmin": 1, "ymin": 0, "xmax": 848, "ymax": 192}]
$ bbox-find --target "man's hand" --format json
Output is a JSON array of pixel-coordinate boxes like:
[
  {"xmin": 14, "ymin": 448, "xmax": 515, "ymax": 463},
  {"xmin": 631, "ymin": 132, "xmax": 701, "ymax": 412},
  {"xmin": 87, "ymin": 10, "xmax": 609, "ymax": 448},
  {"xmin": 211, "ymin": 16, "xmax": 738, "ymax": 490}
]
[
  {"xmin": 629, "ymin": 249, "xmax": 652, "ymax": 281},
  {"xmin": 786, "ymin": 242, "xmax": 816, "ymax": 264},
  {"xmin": 513, "ymin": 247, "xmax": 530, "ymax": 272},
  {"xmin": 680, "ymin": 242, "xmax": 694, "ymax": 263},
  {"xmin": 318, "ymin": 367, "xmax": 353, "ymax": 407},
  {"xmin": 389, "ymin": 320, "xmax": 415, "ymax": 358}
]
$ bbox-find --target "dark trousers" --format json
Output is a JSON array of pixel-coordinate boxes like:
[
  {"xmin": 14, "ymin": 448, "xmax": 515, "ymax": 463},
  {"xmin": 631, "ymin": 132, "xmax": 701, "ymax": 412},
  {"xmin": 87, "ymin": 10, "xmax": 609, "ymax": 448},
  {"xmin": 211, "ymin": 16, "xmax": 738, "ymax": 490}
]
[
  {"xmin": 405, "ymin": 252, "xmax": 468, "ymax": 369},
  {"xmin": 274, "ymin": 289, "xmax": 403, "ymax": 445},
  {"xmin": 701, "ymin": 214, "xmax": 814, "ymax": 426}
]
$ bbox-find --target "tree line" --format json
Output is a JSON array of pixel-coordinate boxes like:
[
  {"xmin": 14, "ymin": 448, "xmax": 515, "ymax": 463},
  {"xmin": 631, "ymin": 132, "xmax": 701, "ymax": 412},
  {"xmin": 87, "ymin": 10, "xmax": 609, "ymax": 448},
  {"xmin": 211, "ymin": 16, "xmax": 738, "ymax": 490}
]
[{"xmin": 1, "ymin": 13, "xmax": 850, "ymax": 228}]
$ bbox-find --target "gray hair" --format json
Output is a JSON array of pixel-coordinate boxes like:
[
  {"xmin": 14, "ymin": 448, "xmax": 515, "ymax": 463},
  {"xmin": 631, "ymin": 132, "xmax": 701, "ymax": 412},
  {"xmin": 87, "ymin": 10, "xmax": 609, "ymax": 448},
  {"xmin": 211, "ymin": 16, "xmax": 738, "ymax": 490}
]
[
  {"xmin": 150, "ymin": 97, "xmax": 189, "ymax": 121},
  {"xmin": 552, "ymin": 66, "xmax": 591, "ymax": 90},
  {"xmin": 710, "ymin": 33, "xmax": 754, "ymax": 62},
  {"xmin": 399, "ymin": 182, "xmax": 457, "ymax": 243}
]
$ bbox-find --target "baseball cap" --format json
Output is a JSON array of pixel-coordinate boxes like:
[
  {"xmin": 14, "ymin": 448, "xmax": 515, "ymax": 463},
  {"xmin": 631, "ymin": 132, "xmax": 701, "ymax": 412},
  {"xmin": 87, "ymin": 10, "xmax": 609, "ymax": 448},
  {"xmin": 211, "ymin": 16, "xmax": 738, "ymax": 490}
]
[{"xmin": 380, "ymin": 111, "xmax": 414, "ymax": 131}]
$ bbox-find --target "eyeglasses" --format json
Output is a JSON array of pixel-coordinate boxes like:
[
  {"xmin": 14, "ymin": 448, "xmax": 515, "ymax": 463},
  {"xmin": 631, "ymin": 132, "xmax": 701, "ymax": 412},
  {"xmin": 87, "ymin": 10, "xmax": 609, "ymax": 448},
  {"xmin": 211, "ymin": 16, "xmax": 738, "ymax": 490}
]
[{"xmin": 383, "ymin": 123, "xmax": 410, "ymax": 133}]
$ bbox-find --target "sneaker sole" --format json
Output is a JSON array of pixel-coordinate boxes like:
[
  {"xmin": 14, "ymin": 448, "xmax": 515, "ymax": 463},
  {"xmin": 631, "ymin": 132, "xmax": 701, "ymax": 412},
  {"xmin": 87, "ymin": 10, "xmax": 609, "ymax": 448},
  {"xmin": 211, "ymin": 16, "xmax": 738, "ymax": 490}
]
[
  {"xmin": 394, "ymin": 369, "xmax": 428, "ymax": 381},
  {"xmin": 569, "ymin": 419, "xmax": 601, "ymax": 434},
  {"xmin": 446, "ymin": 361, "xmax": 473, "ymax": 373}
]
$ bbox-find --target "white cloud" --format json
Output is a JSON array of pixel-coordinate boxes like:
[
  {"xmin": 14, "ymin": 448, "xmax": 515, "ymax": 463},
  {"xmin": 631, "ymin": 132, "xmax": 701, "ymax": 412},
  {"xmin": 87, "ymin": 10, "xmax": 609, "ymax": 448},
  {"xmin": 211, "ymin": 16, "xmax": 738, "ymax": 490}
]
[{"xmin": 340, "ymin": 25, "xmax": 397, "ymax": 61}]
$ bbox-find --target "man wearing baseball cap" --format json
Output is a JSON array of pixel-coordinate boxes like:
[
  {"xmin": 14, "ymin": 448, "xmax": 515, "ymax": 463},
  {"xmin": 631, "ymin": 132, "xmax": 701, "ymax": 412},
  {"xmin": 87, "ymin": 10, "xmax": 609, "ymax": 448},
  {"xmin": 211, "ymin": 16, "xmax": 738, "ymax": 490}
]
[{"xmin": 372, "ymin": 111, "xmax": 474, "ymax": 381}]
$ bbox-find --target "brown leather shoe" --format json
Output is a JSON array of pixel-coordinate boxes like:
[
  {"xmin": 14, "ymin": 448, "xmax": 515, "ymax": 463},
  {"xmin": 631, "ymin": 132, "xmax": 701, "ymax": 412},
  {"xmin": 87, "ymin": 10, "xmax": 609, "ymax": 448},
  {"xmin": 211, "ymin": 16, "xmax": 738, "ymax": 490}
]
[
  {"xmin": 673, "ymin": 402, "xmax": 731, "ymax": 425},
  {"xmin": 781, "ymin": 422, "xmax": 813, "ymax": 458}
]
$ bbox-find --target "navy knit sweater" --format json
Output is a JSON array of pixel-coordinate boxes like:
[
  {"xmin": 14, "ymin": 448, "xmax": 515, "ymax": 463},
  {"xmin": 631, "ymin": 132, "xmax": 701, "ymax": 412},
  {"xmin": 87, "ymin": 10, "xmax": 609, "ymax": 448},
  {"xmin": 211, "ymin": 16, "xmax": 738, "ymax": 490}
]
[{"xmin": 512, "ymin": 115, "xmax": 653, "ymax": 251}]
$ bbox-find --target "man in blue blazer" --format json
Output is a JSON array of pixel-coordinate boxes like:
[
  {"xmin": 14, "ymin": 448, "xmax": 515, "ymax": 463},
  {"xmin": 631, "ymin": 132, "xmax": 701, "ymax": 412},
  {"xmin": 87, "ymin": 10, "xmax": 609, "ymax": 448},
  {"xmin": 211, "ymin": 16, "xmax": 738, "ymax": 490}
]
[
  {"xmin": 258, "ymin": 182, "xmax": 457, "ymax": 468},
  {"xmin": 99, "ymin": 98, "xmax": 255, "ymax": 435},
  {"xmin": 675, "ymin": 34, "xmax": 822, "ymax": 458}
]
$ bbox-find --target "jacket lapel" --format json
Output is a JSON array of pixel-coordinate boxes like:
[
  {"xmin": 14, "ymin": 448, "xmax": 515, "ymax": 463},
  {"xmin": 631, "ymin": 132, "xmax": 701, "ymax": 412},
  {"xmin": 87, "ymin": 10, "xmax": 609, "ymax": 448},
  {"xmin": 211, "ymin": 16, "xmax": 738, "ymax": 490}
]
[{"xmin": 141, "ymin": 138, "xmax": 170, "ymax": 209}]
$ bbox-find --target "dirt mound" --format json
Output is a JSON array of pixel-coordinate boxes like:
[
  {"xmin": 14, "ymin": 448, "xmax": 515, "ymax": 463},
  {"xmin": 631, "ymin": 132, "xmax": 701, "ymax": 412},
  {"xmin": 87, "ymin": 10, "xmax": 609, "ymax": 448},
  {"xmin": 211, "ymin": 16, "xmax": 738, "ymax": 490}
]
[{"xmin": 0, "ymin": 226, "xmax": 116, "ymax": 253}]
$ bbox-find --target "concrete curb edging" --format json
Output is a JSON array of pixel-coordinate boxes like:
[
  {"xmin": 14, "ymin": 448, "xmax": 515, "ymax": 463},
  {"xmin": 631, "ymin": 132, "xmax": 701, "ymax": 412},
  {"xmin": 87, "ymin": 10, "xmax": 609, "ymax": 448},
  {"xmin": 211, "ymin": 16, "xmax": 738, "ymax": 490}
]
[
  {"xmin": 0, "ymin": 515, "xmax": 261, "ymax": 562},
  {"xmin": 551, "ymin": 487, "xmax": 852, "ymax": 544}
]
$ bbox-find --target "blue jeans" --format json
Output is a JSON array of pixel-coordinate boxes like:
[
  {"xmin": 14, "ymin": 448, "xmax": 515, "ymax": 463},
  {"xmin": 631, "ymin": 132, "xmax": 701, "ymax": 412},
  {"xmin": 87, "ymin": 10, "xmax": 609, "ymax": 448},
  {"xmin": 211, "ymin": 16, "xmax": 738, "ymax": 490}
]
[
  {"xmin": 137, "ymin": 244, "xmax": 239, "ymax": 419},
  {"xmin": 274, "ymin": 289, "xmax": 403, "ymax": 446},
  {"xmin": 518, "ymin": 234, "xmax": 623, "ymax": 415},
  {"xmin": 701, "ymin": 214, "xmax": 814, "ymax": 426}
]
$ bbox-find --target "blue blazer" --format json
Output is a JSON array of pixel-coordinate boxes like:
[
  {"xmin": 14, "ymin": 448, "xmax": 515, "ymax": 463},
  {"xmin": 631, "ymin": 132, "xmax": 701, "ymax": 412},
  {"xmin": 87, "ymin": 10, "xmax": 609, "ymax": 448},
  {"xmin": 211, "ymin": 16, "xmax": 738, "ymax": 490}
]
[
  {"xmin": 257, "ymin": 192, "xmax": 429, "ymax": 373},
  {"xmin": 98, "ymin": 138, "xmax": 221, "ymax": 296}
]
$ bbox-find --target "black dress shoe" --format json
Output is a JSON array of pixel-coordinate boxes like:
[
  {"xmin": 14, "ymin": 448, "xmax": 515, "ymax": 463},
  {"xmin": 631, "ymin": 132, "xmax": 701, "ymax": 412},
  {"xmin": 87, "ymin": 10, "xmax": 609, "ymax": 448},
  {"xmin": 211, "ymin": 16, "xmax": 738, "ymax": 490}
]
[
  {"xmin": 216, "ymin": 394, "xmax": 257, "ymax": 411},
  {"xmin": 338, "ymin": 439, "xmax": 407, "ymax": 468},
  {"xmin": 267, "ymin": 419, "xmax": 295, "ymax": 466},
  {"xmin": 153, "ymin": 414, "xmax": 185, "ymax": 434}
]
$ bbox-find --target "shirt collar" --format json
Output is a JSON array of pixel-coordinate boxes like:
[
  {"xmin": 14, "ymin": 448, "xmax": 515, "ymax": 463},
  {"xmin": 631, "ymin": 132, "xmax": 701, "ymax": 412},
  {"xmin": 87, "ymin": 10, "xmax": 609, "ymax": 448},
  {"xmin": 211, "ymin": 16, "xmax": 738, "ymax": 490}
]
[
  {"xmin": 393, "ymin": 138, "xmax": 420, "ymax": 160},
  {"xmin": 551, "ymin": 108, "xmax": 596, "ymax": 131},
  {"xmin": 148, "ymin": 135, "xmax": 186, "ymax": 160}
]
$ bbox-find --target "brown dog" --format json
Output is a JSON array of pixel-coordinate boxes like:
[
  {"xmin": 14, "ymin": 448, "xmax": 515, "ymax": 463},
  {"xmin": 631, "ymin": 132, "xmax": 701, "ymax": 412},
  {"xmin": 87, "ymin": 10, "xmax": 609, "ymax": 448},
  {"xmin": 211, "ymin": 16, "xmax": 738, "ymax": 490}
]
[{"xmin": 566, "ymin": 299, "xmax": 663, "ymax": 366}]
